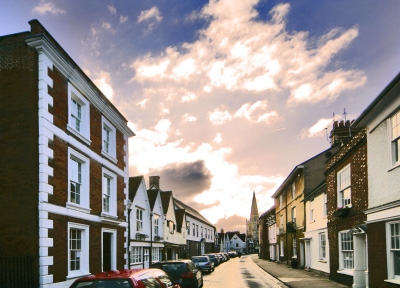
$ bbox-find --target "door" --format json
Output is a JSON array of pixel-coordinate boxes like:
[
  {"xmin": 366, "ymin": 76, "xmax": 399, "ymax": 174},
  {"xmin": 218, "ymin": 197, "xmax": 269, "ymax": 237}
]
[
  {"xmin": 305, "ymin": 240, "xmax": 311, "ymax": 269},
  {"xmin": 103, "ymin": 232, "xmax": 112, "ymax": 271},
  {"xmin": 144, "ymin": 248, "xmax": 150, "ymax": 268}
]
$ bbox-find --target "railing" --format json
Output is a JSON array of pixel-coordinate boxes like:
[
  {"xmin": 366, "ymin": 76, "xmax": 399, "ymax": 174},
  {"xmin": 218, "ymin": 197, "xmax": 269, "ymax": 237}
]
[
  {"xmin": 135, "ymin": 233, "xmax": 149, "ymax": 241},
  {"xmin": 0, "ymin": 254, "xmax": 36, "ymax": 288}
]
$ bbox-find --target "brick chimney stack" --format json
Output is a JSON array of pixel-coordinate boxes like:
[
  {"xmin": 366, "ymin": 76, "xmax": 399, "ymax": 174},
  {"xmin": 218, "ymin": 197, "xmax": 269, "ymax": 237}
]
[
  {"xmin": 149, "ymin": 176, "xmax": 160, "ymax": 189},
  {"xmin": 330, "ymin": 119, "xmax": 357, "ymax": 147}
]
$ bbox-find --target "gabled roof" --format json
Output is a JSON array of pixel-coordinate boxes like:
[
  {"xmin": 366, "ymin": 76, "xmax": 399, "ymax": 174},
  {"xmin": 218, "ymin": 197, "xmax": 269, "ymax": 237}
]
[
  {"xmin": 129, "ymin": 176, "xmax": 144, "ymax": 202},
  {"xmin": 226, "ymin": 231, "xmax": 246, "ymax": 242},
  {"xmin": 160, "ymin": 191, "xmax": 173, "ymax": 214},
  {"xmin": 175, "ymin": 209, "xmax": 185, "ymax": 227},
  {"xmin": 260, "ymin": 205, "xmax": 275, "ymax": 219},
  {"xmin": 173, "ymin": 198, "xmax": 215, "ymax": 228},
  {"xmin": 147, "ymin": 189, "xmax": 158, "ymax": 211},
  {"xmin": 302, "ymin": 180, "xmax": 326, "ymax": 202}
]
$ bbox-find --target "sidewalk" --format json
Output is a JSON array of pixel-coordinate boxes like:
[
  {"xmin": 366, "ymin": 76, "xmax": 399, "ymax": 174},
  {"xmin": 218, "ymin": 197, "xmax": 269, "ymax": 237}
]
[{"xmin": 251, "ymin": 255, "xmax": 349, "ymax": 288}]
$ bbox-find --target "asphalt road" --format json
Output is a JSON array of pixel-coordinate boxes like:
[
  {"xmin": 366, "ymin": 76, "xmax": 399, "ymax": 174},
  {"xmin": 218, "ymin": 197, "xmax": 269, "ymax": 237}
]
[{"xmin": 202, "ymin": 254, "xmax": 285, "ymax": 288}]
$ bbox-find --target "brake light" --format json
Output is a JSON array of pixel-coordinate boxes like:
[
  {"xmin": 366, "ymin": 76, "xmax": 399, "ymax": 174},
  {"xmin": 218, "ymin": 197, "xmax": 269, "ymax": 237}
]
[
  {"xmin": 205, "ymin": 262, "xmax": 210, "ymax": 266},
  {"xmin": 181, "ymin": 272, "xmax": 194, "ymax": 279}
]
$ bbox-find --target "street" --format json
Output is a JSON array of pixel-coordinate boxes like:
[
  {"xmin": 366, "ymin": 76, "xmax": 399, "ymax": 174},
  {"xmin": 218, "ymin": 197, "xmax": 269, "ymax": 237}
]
[{"xmin": 202, "ymin": 255, "xmax": 286, "ymax": 288}]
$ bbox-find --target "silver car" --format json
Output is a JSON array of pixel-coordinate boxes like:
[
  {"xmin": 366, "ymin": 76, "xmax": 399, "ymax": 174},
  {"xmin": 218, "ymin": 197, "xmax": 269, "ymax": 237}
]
[{"xmin": 191, "ymin": 256, "xmax": 214, "ymax": 273}]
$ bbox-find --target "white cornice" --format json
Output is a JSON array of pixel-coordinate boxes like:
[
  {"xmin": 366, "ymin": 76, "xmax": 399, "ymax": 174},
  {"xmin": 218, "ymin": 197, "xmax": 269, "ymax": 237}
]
[{"xmin": 25, "ymin": 34, "xmax": 135, "ymax": 138}]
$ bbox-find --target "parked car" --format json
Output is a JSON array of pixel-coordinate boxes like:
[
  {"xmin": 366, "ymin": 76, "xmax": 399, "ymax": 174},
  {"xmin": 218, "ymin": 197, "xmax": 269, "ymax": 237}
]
[
  {"xmin": 228, "ymin": 251, "xmax": 237, "ymax": 258},
  {"xmin": 69, "ymin": 269, "xmax": 180, "ymax": 288},
  {"xmin": 214, "ymin": 253, "xmax": 224, "ymax": 263},
  {"xmin": 222, "ymin": 252, "xmax": 230, "ymax": 260},
  {"xmin": 152, "ymin": 260, "xmax": 203, "ymax": 288},
  {"xmin": 204, "ymin": 253, "xmax": 219, "ymax": 266},
  {"xmin": 191, "ymin": 256, "xmax": 214, "ymax": 273},
  {"xmin": 216, "ymin": 253, "xmax": 227, "ymax": 262}
]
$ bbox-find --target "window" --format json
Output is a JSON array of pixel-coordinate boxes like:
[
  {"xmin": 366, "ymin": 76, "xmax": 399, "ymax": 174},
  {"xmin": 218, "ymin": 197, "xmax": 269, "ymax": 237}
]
[
  {"xmin": 310, "ymin": 200, "xmax": 315, "ymax": 223},
  {"xmin": 168, "ymin": 221, "xmax": 175, "ymax": 234},
  {"xmin": 139, "ymin": 274, "xmax": 163, "ymax": 288},
  {"xmin": 293, "ymin": 238, "xmax": 297, "ymax": 258},
  {"xmin": 152, "ymin": 247, "xmax": 160, "ymax": 262},
  {"xmin": 338, "ymin": 164, "xmax": 351, "ymax": 207},
  {"xmin": 193, "ymin": 223, "xmax": 195, "ymax": 236},
  {"xmin": 187, "ymin": 221, "xmax": 190, "ymax": 235},
  {"xmin": 101, "ymin": 116, "xmax": 117, "ymax": 162},
  {"xmin": 280, "ymin": 215, "xmax": 284, "ymax": 229},
  {"xmin": 392, "ymin": 111, "xmax": 400, "ymax": 166},
  {"xmin": 68, "ymin": 148, "xmax": 90, "ymax": 211},
  {"xmin": 280, "ymin": 240, "xmax": 284, "ymax": 256},
  {"xmin": 201, "ymin": 227, "xmax": 203, "ymax": 238},
  {"xmin": 291, "ymin": 207, "xmax": 296, "ymax": 226},
  {"xmin": 236, "ymin": 243, "xmax": 239, "ymax": 248},
  {"xmin": 319, "ymin": 233, "xmax": 326, "ymax": 260},
  {"xmin": 136, "ymin": 208, "xmax": 143, "ymax": 232},
  {"xmin": 102, "ymin": 168, "xmax": 117, "ymax": 216},
  {"xmin": 154, "ymin": 215, "xmax": 159, "ymax": 236},
  {"xmin": 144, "ymin": 249, "xmax": 149, "ymax": 263},
  {"xmin": 323, "ymin": 192, "xmax": 327, "ymax": 217},
  {"xmin": 68, "ymin": 223, "xmax": 89, "ymax": 278},
  {"xmin": 339, "ymin": 231, "xmax": 353, "ymax": 270},
  {"xmin": 196, "ymin": 225, "xmax": 199, "ymax": 237},
  {"xmin": 68, "ymin": 83, "xmax": 90, "ymax": 144},
  {"xmin": 291, "ymin": 182, "xmax": 296, "ymax": 200},
  {"xmin": 279, "ymin": 195, "xmax": 283, "ymax": 209},
  {"xmin": 388, "ymin": 222, "xmax": 400, "ymax": 280},
  {"xmin": 130, "ymin": 247, "xmax": 142, "ymax": 264}
]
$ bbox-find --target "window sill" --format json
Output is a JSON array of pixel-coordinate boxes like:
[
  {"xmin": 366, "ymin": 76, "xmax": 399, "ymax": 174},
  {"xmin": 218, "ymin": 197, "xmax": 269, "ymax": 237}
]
[
  {"xmin": 101, "ymin": 150, "xmax": 118, "ymax": 164},
  {"xmin": 388, "ymin": 162, "xmax": 400, "ymax": 172},
  {"xmin": 337, "ymin": 269, "xmax": 354, "ymax": 276},
  {"xmin": 67, "ymin": 125, "xmax": 92, "ymax": 146},
  {"xmin": 319, "ymin": 259, "xmax": 327, "ymax": 263},
  {"xmin": 67, "ymin": 202, "xmax": 91, "ymax": 213},
  {"xmin": 385, "ymin": 279, "xmax": 400, "ymax": 285}
]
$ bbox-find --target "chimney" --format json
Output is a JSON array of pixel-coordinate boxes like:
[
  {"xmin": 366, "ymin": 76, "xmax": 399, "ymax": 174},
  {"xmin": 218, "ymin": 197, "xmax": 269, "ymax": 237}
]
[
  {"xmin": 330, "ymin": 119, "xmax": 357, "ymax": 147},
  {"xmin": 149, "ymin": 176, "xmax": 160, "ymax": 189}
]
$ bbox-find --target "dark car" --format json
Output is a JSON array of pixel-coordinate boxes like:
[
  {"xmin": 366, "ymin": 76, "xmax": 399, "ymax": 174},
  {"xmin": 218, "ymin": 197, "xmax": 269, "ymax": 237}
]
[
  {"xmin": 69, "ymin": 268, "xmax": 180, "ymax": 288},
  {"xmin": 191, "ymin": 256, "xmax": 214, "ymax": 273},
  {"xmin": 204, "ymin": 253, "xmax": 219, "ymax": 266},
  {"xmin": 214, "ymin": 254, "xmax": 224, "ymax": 264},
  {"xmin": 228, "ymin": 251, "xmax": 237, "ymax": 258},
  {"xmin": 152, "ymin": 260, "xmax": 203, "ymax": 288}
]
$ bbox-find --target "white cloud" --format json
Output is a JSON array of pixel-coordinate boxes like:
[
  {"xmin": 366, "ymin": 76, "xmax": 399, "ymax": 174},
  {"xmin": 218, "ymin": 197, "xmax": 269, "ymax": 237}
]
[
  {"xmin": 307, "ymin": 118, "xmax": 333, "ymax": 138},
  {"xmin": 93, "ymin": 71, "xmax": 114, "ymax": 100},
  {"xmin": 137, "ymin": 98, "xmax": 149, "ymax": 109},
  {"xmin": 137, "ymin": 6, "xmax": 163, "ymax": 23},
  {"xmin": 181, "ymin": 92, "xmax": 196, "ymax": 102},
  {"xmin": 209, "ymin": 109, "xmax": 232, "ymax": 125},
  {"xmin": 183, "ymin": 114, "xmax": 197, "ymax": 122},
  {"xmin": 120, "ymin": 15, "xmax": 128, "ymax": 23},
  {"xmin": 214, "ymin": 133, "xmax": 223, "ymax": 144},
  {"xmin": 33, "ymin": 0, "xmax": 66, "ymax": 15},
  {"xmin": 107, "ymin": 5, "xmax": 116, "ymax": 15},
  {"xmin": 102, "ymin": 22, "xmax": 112, "ymax": 30}
]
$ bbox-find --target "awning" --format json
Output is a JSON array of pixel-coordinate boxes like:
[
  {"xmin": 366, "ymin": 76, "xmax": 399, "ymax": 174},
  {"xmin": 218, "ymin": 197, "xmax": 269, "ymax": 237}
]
[{"xmin": 349, "ymin": 225, "xmax": 367, "ymax": 235}]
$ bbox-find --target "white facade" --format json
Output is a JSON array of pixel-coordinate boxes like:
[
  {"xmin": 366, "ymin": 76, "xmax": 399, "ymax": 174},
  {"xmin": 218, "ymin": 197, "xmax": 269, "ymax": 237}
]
[
  {"xmin": 186, "ymin": 215, "xmax": 215, "ymax": 255},
  {"xmin": 304, "ymin": 191, "xmax": 329, "ymax": 273},
  {"xmin": 268, "ymin": 223, "xmax": 278, "ymax": 261},
  {"xmin": 229, "ymin": 233, "xmax": 246, "ymax": 252}
]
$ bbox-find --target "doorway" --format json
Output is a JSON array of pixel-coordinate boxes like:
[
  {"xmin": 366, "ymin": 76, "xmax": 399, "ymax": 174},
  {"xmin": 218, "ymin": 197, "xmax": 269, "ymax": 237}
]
[{"xmin": 103, "ymin": 232, "xmax": 112, "ymax": 271}]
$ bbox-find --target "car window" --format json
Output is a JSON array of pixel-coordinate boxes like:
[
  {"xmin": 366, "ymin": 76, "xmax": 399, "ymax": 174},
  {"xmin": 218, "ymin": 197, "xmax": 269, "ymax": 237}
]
[
  {"xmin": 192, "ymin": 257, "xmax": 207, "ymax": 262},
  {"xmin": 72, "ymin": 280, "xmax": 132, "ymax": 288},
  {"xmin": 153, "ymin": 263, "xmax": 187, "ymax": 273},
  {"xmin": 139, "ymin": 274, "xmax": 163, "ymax": 288},
  {"xmin": 157, "ymin": 274, "xmax": 174, "ymax": 288},
  {"xmin": 188, "ymin": 262, "xmax": 196, "ymax": 271}
]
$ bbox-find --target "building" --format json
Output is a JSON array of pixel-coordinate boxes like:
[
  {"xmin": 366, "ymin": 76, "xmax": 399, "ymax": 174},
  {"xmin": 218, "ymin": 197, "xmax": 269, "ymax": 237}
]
[
  {"xmin": 174, "ymin": 198, "xmax": 216, "ymax": 257},
  {"xmin": 259, "ymin": 206, "xmax": 276, "ymax": 260},
  {"xmin": 0, "ymin": 20, "xmax": 135, "ymax": 287},
  {"xmin": 227, "ymin": 232, "xmax": 246, "ymax": 253},
  {"xmin": 353, "ymin": 72, "xmax": 400, "ymax": 288},
  {"xmin": 325, "ymin": 123, "xmax": 368, "ymax": 287},
  {"xmin": 272, "ymin": 147, "xmax": 335, "ymax": 268},
  {"xmin": 246, "ymin": 192, "xmax": 260, "ymax": 254}
]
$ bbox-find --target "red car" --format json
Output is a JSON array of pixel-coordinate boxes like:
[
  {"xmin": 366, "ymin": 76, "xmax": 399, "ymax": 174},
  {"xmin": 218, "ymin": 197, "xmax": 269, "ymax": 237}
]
[{"xmin": 69, "ymin": 269, "xmax": 181, "ymax": 288}]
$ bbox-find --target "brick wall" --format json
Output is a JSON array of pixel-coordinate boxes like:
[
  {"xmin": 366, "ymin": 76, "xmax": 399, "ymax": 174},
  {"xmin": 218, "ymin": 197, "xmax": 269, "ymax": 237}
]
[{"xmin": 0, "ymin": 32, "xmax": 40, "ymax": 284}]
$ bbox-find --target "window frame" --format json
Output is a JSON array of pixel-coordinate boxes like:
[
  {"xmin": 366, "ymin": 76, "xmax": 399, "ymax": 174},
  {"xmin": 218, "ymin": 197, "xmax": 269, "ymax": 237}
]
[
  {"xmin": 391, "ymin": 110, "xmax": 400, "ymax": 166},
  {"xmin": 337, "ymin": 164, "xmax": 352, "ymax": 208},
  {"xmin": 319, "ymin": 232, "xmax": 326, "ymax": 260},
  {"xmin": 67, "ymin": 83, "xmax": 91, "ymax": 145},
  {"xmin": 67, "ymin": 148, "xmax": 90, "ymax": 212},
  {"xmin": 279, "ymin": 194, "xmax": 283, "ymax": 209},
  {"xmin": 291, "ymin": 182, "xmax": 296, "ymax": 201},
  {"xmin": 323, "ymin": 192, "xmax": 327, "ymax": 217},
  {"xmin": 338, "ymin": 230, "xmax": 353, "ymax": 272},
  {"xmin": 67, "ymin": 222, "xmax": 90, "ymax": 279},
  {"xmin": 280, "ymin": 240, "xmax": 284, "ymax": 256},
  {"xmin": 154, "ymin": 215, "xmax": 160, "ymax": 236},
  {"xmin": 293, "ymin": 238, "xmax": 297, "ymax": 258},
  {"xmin": 386, "ymin": 221, "xmax": 400, "ymax": 281},
  {"xmin": 101, "ymin": 116, "xmax": 117, "ymax": 163},
  {"xmin": 187, "ymin": 221, "xmax": 190, "ymax": 235},
  {"xmin": 130, "ymin": 246, "xmax": 143, "ymax": 264},
  {"xmin": 291, "ymin": 206, "xmax": 296, "ymax": 226},
  {"xmin": 102, "ymin": 168, "xmax": 117, "ymax": 217},
  {"xmin": 136, "ymin": 208, "xmax": 144, "ymax": 232},
  {"xmin": 310, "ymin": 200, "xmax": 315, "ymax": 223}
]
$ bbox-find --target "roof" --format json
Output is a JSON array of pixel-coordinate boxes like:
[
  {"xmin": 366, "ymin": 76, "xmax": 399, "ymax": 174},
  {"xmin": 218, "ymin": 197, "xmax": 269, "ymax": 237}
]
[
  {"xmin": 302, "ymin": 180, "xmax": 326, "ymax": 202},
  {"xmin": 147, "ymin": 189, "xmax": 158, "ymax": 211},
  {"xmin": 129, "ymin": 176, "xmax": 143, "ymax": 202},
  {"xmin": 250, "ymin": 192, "xmax": 259, "ymax": 218},
  {"xmin": 74, "ymin": 269, "xmax": 150, "ymax": 281},
  {"xmin": 175, "ymin": 208, "xmax": 185, "ymax": 227},
  {"xmin": 160, "ymin": 191, "xmax": 173, "ymax": 214},
  {"xmin": 259, "ymin": 205, "xmax": 275, "ymax": 219},
  {"xmin": 226, "ymin": 231, "xmax": 246, "ymax": 242},
  {"xmin": 173, "ymin": 197, "xmax": 215, "ymax": 228}
]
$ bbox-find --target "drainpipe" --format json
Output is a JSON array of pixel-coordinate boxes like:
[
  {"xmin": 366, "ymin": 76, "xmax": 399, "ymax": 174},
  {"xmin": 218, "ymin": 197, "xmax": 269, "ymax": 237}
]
[
  {"xmin": 150, "ymin": 212, "xmax": 153, "ymax": 268},
  {"xmin": 127, "ymin": 200, "xmax": 132, "ymax": 269},
  {"xmin": 285, "ymin": 192, "xmax": 289, "ymax": 265}
]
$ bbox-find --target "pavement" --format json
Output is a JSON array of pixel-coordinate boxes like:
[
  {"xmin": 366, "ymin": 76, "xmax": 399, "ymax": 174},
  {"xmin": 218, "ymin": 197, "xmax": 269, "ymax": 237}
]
[{"xmin": 251, "ymin": 255, "xmax": 349, "ymax": 288}]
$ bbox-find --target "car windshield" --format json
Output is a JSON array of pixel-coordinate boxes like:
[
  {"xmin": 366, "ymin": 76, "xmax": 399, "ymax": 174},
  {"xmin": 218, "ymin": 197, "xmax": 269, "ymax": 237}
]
[
  {"xmin": 192, "ymin": 257, "xmax": 208, "ymax": 262},
  {"xmin": 153, "ymin": 263, "xmax": 187, "ymax": 273},
  {"xmin": 205, "ymin": 255, "xmax": 215, "ymax": 259},
  {"xmin": 71, "ymin": 279, "xmax": 132, "ymax": 288}
]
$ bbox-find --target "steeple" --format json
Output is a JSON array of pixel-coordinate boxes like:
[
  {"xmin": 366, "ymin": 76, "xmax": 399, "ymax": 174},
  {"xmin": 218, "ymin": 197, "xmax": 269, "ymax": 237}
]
[{"xmin": 250, "ymin": 191, "xmax": 259, "ymax": 220}]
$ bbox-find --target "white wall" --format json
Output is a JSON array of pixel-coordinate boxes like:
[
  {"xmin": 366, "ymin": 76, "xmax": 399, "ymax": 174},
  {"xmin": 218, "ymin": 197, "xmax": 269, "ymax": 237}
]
[
  {"xmin": 186, "ymin": 215, "xmax": 215, "ymax": 244},
  {"xmin": 163, "ymin": 196, "xmax": 186, "ymax": 245}
]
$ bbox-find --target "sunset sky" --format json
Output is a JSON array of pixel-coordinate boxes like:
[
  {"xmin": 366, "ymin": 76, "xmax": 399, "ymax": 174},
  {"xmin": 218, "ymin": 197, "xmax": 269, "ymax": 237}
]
[{"xmin": 2, "ymin": 0, "xmax": 399, "ymax": 232}]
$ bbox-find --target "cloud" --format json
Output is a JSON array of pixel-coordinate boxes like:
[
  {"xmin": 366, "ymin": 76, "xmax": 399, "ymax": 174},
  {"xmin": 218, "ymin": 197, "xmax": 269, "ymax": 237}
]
[
  {"xmin": 181, "ymin": 92, "xmax": 196, "ymax": 102},
  {"xmin": 93, "ymin": 71, "xmax": 114, "ymax": 100},
  {"xmin": 183, "ymin": 114, "xmax": 197, "ymax": 122},
  {"xmin": 107, "ymin": 5, "xmax": 116, "ymax": 15},
  {"xmin": 137, "ymin": 6, "xmax": 163, "ymax": 23},
  {"xmin": 32, "ymin": 0, "xmax": 66, "ymax": 15},
  {"xmin": 234, "ymin": 101, "xmax": 278, "ymax": 124},
  {"xmin": 120, "ymin": 15, "xmax": 128, "ymax": 23},
  {"xmin": 214, "ymin": 215, "xmax": 247, "ymax": 233},
  {"xmin": 214, "ymin": 133, "xmax": 223, "ymax": 144},
  {"xmin": 209, "ymin": 109, "xmax": 232, "ymax": 125},
  {"xmin": 102, "ymin": 22, "xmax": 112, "ymax": 30}
]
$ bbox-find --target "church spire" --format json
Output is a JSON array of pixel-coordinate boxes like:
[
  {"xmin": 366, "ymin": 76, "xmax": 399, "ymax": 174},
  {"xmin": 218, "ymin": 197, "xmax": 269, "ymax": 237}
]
[{"xmin": 250, "ymin": 191, "xmax": 259, "ymax": 219}]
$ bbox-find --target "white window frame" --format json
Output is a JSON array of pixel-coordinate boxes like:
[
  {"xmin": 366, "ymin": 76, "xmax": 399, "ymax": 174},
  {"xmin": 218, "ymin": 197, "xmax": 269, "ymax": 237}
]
[
  {"xmin": 196, "ymin": 225, "xmax": 199, "ymax": 237},
  {"xmin": 102, "ymin": 168, "xmax": 117, "ymax": 217},
  {"xmin": 67, "ymin": 83, "xmax": 91, "ymax": 145},
  {"xmin": 101, "ymin": 116, "xmax": 117, "ymax": 163},
  {"xmin": 67, "ymin": 222, "xmax": 90, "ymax": 279},
  {"xmin": 293, "ymin": 238, "xmax": 297, "ymax": 258},
  {"xmin": 193, "ymin": 223, "xmax": 195, "ymax": 236},
  {"xmin": 201, "ymin": 227, "xmax": 203, "ymax": 238},
  {"xmin": 319, "ymin": 232, "xmax": 326, "ymax": 260},
  {"xmin": 130, "ymin": 246, "xmax": 142, "ymax": 264},
  {"xmin": 101, "ymin": 228, "xmax": 117, "ymax": 271},
  {"xmin": 67, "ymin": 148, "xmax": 90, "ymax": 212},
  {"xmin": 391, "ymin": 110, "xmax": 400, "ymax": 167},
  {"xmin": 386, "ymin": 221, "xmax": 400, "ymax": 281},
  {"xmin": 187, "ymin": 221, "xmax": 190, "ymax": 235},
  {"xmin": 279, "ymin": 194, "xmax": 283, "ymax": 209},
  {"xmin": 154, "ymin": 215, "xmax": 159, "ymax": 236},
  {"xmin": 339, "ymin": 230, "xmax": 353, "ymax": 272},
  {"xmin": 136, "ymin": 208, "xmax": 143, "ymax": 232},
  {"xmin": 292, "ymin": 207, "xmax": 296, "ymax": 226},
  {"xmin": 280, "ymin": 214, "xmax": 284, "ymax": 229},
  {"xmin": 280, "ymin": 240, "xmax": 284, "ymax": 256},
  {"xmin": 323, "ymin": 192, "xmax": 327, "ymax": 217},
  {"xmin": 152, "ymin": 247, "xmax": 160, "ymax": 262},
  {"xmin": 337, "ymin": 164, "xmax": 351, "ymax": 208},
  {"xmin": 310, "ymin": 200, "xmax": 315, "ymax": 223},
  {"xmin": 144, "ymin": 248, "xmax": 149, "ymax": 263},
  {"xmin": 291, "ymin": 182, "xmax": 296, "ymax": 201}
]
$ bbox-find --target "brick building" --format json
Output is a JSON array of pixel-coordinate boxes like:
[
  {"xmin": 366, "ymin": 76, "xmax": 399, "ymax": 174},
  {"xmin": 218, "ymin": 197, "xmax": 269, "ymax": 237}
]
[
  {"xmin": 259, "ymin": 206, "xmax": 276, "ymax": 260},
  {"xmin": 0, "ymin": 20, "xmax": 134, "ymax": 287},
  {"xmin": 325, "ymin": 124, "xmax": 368, "ymax": 287}
]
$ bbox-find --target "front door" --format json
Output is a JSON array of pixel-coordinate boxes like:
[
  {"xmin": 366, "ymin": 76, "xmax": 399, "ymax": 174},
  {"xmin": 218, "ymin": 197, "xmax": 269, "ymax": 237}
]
[
  {"xmin": 305, "ymin": 240, "xmax": 311, "ymax": 269},
  {"xmin": 103, "ymin": 232, "xmax": 112, "ymax": 271}
]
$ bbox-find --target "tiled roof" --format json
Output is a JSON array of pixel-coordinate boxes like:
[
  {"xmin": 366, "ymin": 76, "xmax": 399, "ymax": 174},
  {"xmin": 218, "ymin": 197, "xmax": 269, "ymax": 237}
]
[
  {"xmin": 129, "ymin": 176, "xmax": 144, "ymax": 202},
  {"xmin": 173, "ymin": 197, "xmax": 215, "ymax": 228}
]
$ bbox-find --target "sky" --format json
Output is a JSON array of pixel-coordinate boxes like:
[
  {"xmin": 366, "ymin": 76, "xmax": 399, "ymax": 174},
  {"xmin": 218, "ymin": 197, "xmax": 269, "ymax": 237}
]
[{"xmin": 2, "ymin": 0, "xmax": 400, "ymax": 233}]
